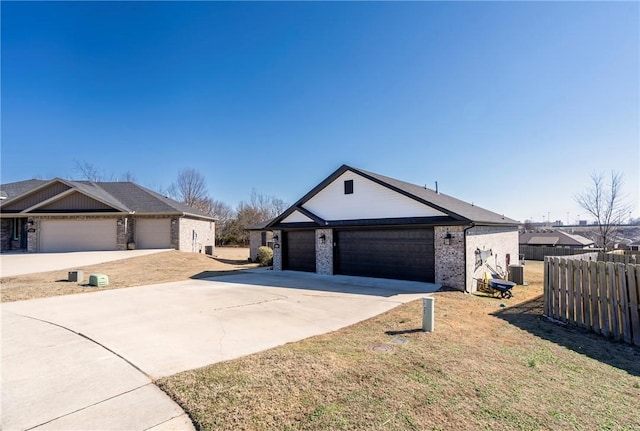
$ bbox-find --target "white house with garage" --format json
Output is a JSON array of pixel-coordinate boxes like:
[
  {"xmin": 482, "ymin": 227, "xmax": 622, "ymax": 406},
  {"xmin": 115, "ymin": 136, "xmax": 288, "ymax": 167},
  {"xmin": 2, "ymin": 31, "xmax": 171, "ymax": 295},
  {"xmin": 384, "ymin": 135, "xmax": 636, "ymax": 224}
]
[
  {"xmin": 0, "ymin": 178, "xmax": 215, "ymax": 254},
  {"xmin": 260, "ymin": 165, "xmax": 519, "ymax": 292}
]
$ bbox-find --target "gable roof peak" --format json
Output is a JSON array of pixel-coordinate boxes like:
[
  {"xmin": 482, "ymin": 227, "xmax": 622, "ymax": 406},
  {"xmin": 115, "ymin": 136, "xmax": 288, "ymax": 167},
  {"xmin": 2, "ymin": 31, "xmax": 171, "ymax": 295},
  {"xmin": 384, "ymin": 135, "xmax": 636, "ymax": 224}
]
[{"xmin": 267, "ymin": 164, "xmax": 519, "ymax": 228}]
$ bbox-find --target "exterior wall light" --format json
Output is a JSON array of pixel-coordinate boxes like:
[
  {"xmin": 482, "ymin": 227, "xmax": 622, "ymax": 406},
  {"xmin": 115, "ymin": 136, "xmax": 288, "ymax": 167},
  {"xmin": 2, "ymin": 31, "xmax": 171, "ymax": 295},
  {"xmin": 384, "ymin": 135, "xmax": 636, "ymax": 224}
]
[
  {"xmin": 444, "ymin": 231, "xmax": 453, "ymax": 245},
  {"xmin": 319, "ymin": 233, "xmax": 326, "ymax": 244},
  {"xmin": 27, "ymin": 219, "xmax": 34, "ymax": 227},
  {"xmin": 273, "ymin": 234, "xmax": 279, "ymax": 241}
]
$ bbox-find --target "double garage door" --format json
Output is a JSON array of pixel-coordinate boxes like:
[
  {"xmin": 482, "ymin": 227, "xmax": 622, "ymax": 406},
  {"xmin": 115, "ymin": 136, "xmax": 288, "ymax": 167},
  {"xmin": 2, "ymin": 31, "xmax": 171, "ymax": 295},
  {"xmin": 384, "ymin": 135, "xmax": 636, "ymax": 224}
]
[
  {"xmin": 39, "ymin": 218, "xmax": 172, "ymax": 252},
  {"xmin": 40, "ymin": 219, "xmax": 117, "ymax": 252},
  {"xmin": 283, "ymin": 228, "xmax": 435, "ymax": 282}
]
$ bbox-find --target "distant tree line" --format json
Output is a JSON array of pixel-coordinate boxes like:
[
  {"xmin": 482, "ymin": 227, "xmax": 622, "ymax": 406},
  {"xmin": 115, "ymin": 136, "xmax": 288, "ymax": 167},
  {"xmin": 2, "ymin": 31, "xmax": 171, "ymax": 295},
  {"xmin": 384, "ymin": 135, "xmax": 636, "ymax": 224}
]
[{"xmin": 72, "ymin": 162, "xmax": 286, "ymax": 246}]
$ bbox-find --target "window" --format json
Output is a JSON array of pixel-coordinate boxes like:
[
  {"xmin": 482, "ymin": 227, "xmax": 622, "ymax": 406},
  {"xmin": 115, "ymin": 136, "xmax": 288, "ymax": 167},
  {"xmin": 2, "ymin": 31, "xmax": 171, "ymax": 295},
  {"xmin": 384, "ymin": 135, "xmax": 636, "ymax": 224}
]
[{"xmin": 344, "ymin": 180, "xmax": 354, "ymax": 195}]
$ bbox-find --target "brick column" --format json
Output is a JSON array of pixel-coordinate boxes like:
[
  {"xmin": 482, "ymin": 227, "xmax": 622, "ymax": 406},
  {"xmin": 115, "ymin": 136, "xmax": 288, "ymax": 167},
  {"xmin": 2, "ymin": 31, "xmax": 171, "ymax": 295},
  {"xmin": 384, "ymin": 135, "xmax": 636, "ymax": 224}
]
[
  {"xmin": 272, "ymin": 230, "xmax": 283, "ymax": 271},
  {"xmin": 316, "ymin": 228, "xmax": 333, "ymax": 275}
]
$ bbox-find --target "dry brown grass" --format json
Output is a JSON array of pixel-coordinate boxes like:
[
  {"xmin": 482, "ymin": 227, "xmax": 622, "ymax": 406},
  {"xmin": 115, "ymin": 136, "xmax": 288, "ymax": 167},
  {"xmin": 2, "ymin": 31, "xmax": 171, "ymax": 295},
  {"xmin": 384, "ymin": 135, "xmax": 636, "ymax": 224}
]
[
  {"xmin": 0, "ymin": 247, "xmax": 258, "ymax": 303},
  {"xmin": 158, "ymin": 261, "xmax": 640, "ymax": 430}
]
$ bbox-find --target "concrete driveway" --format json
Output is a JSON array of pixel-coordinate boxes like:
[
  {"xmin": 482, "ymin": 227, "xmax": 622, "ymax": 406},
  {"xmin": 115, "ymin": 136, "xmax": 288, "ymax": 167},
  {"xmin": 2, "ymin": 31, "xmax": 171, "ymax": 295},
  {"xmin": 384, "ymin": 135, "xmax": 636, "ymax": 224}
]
[
  {"xmin": 0, "ymin": 249, "xmax": 169, "ymax": 277},
  {"xmin": 2, "ymin": 270, "xmax": 440, "ymax": 430}
]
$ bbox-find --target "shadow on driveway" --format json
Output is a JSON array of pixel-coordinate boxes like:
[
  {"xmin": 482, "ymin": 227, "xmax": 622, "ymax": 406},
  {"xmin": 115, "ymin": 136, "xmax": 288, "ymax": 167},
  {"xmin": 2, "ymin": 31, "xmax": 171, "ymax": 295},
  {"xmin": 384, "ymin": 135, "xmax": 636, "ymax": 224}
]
[
  {"xmin": 492, "ymin": 295, "xmax": 640, "ymax": 377},
  {"xmin": 190, "ymin": 269, "xmax": 441, "ymax": 298}
]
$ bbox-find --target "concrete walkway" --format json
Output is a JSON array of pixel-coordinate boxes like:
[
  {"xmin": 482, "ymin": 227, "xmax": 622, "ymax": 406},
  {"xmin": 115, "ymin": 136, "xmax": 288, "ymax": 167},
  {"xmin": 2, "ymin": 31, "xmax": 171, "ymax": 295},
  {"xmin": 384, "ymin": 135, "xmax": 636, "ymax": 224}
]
[
  {"xmin": 2, "ymin": 270, "xmax": 440, "ymax": 430},
  {"xmin": 0, "ymin": 249, "xmax": 169, "ymax": 277}
]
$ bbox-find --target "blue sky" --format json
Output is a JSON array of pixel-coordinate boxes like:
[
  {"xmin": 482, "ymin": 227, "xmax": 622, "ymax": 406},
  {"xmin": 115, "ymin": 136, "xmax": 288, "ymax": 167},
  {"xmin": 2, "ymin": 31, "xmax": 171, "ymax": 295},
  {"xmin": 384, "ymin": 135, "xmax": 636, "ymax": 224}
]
[{"xmin": 2, "ymin": 1, "xmax": 638, "ymax": 224}]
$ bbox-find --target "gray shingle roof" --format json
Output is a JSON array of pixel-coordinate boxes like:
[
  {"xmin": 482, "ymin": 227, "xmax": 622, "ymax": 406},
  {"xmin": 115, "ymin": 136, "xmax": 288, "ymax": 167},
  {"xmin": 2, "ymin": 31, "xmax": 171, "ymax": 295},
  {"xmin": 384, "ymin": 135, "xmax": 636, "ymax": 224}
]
[
  {"xmin": 519, "ymin": 230, "xmax": 594, "ymax": 247},
  {"xmin": 0, "ymin": 178, "xmax": 214, "ymax": 220},
  {"xmin": 354, "ymin": 166, "xmax": 519, "ymax": 225},
  {"xmin": 0, "ymin": 179, "xmax": 48, "ymax": 200}
]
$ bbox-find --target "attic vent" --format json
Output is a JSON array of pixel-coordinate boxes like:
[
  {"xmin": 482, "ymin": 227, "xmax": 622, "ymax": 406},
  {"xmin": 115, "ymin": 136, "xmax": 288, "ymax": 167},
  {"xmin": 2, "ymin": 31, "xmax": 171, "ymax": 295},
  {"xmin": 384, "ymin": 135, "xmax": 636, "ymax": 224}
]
[{"xmin": 344, "ymin": 180, "xmax": 354, "ymax": 195}]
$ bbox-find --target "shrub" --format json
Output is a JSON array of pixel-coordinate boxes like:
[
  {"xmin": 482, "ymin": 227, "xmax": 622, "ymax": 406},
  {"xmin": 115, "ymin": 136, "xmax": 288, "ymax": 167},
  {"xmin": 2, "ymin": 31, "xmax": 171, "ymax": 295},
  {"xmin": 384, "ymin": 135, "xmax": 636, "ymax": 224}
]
[{"xmin": 257, "ymin": 246, "xmax": 274, "ymax": 267}]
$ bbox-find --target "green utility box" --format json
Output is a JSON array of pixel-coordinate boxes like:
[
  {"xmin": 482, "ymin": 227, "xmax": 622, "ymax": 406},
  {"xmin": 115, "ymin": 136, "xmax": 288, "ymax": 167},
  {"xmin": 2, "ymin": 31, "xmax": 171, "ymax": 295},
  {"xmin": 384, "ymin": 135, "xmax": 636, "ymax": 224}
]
[{"xmin": 88, "ymin": 274, "xmax": 109, "ymax": 287}]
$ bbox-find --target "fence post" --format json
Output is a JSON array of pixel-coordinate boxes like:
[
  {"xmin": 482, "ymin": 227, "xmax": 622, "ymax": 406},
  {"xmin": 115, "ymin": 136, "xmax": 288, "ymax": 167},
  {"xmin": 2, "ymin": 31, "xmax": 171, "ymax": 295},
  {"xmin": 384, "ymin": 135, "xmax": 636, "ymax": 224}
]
[
  {"xmin": 590, "ymin": 261, "xmax": 600, "ymax": 334},
  {"xmin": 559, "ymin": 258, "xmax": 568, "ymax": 322},
  {"xmin": 574, "ymin": 260, "xmax": 583, "ymax": 327},
  {"xmin": 543, "ymin": 257, "xmax": 550, "ymax": 316},
  {"xmin": 627, "ymin": 265, "xmax": 640, "ymax": 345},
  {"xmin": 607, "ymin": 262, "xmax": 620, "ymax": 340},
  {"xmin": 617, "ymin": 263, "xmax": 631, "ymax": 344},
  {"xmin": 552, "ymin": 258, "xmax": 561, "ymax": 318},
  {"xmin": 567, "ymin": 259, "xmax": 575, "ymax": 323},
  {"xmin": 598, "ymin": 261, "xmax": 610, "ymax": 337}
]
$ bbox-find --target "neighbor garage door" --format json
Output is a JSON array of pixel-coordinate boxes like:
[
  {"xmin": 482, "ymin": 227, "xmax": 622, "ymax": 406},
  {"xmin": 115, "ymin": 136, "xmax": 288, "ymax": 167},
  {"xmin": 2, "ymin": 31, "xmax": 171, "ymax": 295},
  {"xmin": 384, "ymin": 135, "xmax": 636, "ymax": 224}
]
[
  {"xmin": 283, "ymin": 230, "xmax": 316, "ymax": 272},
  {"xmin": 40, "ymin": 219, "xmax": 117, "ymax": 252},
  {"xmin": 335, "ymin": 228, "xmax": 435, "ymax": 282},
  {"xmin": 136, "ymin": 218, "xmax": 171, "ymax": 249}
]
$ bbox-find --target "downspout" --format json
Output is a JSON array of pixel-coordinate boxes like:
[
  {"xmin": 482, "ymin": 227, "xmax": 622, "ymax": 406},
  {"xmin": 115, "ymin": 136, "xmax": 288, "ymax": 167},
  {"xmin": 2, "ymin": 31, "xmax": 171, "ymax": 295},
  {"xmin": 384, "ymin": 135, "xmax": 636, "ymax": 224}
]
[{"xmin": 462, "ymin": 222, "xmax": 475, "ymax": 293}]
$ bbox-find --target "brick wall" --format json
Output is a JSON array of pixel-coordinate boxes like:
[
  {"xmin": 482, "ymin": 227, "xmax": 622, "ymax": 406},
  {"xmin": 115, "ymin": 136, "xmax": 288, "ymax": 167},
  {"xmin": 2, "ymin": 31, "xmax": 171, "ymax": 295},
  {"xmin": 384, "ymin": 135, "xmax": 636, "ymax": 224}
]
[
  {"xmin": 249, "ymin": 231, "xmax": 262, "ymax": 262},
  {"xmin": 315, "ymin": 228, "xmax": 333, "ymax": 275},
  {"xmin": 178, "ymin": 217, "xmax": 215, "ymax": 253},
  {"xmin": 249, "ymin": 230, "xmax": 274, "ymax": 262},
  {"xmin": 1, "ymin": 219, "xmax": 13, "ymax": 251},
  {"xmin": 434, "ymin": 225, "xmax": 466, "ymax": 290}
]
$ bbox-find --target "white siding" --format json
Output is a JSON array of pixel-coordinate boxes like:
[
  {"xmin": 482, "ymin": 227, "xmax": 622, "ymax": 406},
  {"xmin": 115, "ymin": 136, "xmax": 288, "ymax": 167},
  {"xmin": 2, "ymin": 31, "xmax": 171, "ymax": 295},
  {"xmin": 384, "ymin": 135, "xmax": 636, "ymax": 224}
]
[
  {"xmin": 302, "ymin": 170, "xmax": 446, "ymax": 221},
  {"xmin": 40, "ymin": 219, "xmax": 117, "ymax": 252},
  {"xmin": 465, "ymin": 226, "xmax": 519, "ymax": 292},
  {"xmin": 282, "ymin": 210, "xmax": 314, "ymax": 223}
]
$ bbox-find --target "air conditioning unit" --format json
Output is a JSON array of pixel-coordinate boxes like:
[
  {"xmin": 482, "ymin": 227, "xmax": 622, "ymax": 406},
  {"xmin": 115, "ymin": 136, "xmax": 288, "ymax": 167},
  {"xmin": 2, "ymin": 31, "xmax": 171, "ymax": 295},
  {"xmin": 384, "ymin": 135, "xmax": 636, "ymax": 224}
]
[{"xmin": 508, "ymin": 265, "xmax": 525, "ymax": 285}]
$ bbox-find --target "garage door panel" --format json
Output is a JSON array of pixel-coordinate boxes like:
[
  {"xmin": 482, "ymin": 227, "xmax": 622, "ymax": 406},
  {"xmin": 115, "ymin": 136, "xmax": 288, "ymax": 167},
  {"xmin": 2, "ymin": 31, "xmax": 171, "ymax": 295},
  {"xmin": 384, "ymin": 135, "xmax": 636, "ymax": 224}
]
[
  {"xmin": 336, "ymin": 229, "xmax": 434, "ymax": 282},
  {"xmin": 136, "ymin": 219, "xmax": 171, "ymax": 249},
  {"xmin": 40, "ymin": 220, "xmax": 117, "ymax": 252},
  {"xmin": 284, "ymin": 230, "xmax": 316, "ymax": 272}
]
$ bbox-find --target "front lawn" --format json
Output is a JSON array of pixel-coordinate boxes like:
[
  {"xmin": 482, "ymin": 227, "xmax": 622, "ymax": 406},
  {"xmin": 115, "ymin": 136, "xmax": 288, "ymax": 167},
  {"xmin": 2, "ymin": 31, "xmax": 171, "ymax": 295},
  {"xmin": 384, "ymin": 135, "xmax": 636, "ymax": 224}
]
[{"xmin": 158, "ymin": 261, "xmax": 640, "ymax": 430}]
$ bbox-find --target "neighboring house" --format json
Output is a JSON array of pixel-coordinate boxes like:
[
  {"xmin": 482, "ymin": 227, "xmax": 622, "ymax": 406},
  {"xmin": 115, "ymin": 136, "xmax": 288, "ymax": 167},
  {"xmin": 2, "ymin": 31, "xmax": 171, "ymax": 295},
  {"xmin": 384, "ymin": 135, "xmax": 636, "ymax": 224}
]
[
  {"xmin": 519, "ymin": 230, "xmax": 594, "ymax": 248},
  {"xmin": 0, "ymin": 178, "xmax": 215, "ymax": 254},
  {"xmin": 248, "ymin": 219, "xmax": 275, "ymax": 262},
  {"xmin": 260, "ymin": 165, "xmax": 519, "ymax": 292}
]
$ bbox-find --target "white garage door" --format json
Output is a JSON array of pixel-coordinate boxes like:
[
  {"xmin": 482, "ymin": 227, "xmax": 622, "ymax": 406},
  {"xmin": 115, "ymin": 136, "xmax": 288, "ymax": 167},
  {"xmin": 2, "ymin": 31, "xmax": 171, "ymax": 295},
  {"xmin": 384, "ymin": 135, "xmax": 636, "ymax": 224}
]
[
  {"xmin": 40, "ymin": 219, "xmax": 117, "ymax": 252},
  {"xmin": 136, "ymin": 218, "xmax": 171, "ymax": 249}
]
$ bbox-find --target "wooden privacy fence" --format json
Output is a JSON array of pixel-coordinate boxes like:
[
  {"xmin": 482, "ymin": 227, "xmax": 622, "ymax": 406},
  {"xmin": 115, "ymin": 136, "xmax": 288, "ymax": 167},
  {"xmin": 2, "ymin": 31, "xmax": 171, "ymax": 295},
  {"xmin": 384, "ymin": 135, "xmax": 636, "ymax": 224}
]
[{"xmin": 544, "ymin": 257, "xmax": 640, "ymax": 345}]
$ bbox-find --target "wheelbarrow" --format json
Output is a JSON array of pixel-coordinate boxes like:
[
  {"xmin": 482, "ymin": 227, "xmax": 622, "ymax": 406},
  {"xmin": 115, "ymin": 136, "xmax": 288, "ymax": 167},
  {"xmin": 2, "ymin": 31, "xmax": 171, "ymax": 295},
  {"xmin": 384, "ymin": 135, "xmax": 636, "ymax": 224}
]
[{"xmin": 487, "ymin": 278, "xmax": 515, "ymax": 299}]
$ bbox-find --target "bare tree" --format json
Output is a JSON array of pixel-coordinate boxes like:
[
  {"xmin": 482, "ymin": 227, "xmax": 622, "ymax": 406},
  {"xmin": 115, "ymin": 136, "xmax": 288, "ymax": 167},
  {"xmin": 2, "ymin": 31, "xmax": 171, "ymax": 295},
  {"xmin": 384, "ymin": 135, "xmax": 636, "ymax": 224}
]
[
  {"xmin": 73, "ymin": 160, "xmax": 105, "ymax": 181},
  {"xmin": 119, "ymin": 171, "xmax": 136, "ymax": 182},
  {"xmin": 209, "ymin": 199, "xmax": 234, "ymax": 223},
  {"xmin": 216, "ymin": 191, "xmax": 288, "ymax": 246},
  {"xmin": 249, "ymin": 189, "xmax": 288, "ymax": 220},
  {"xmin": 575, "ymin": 171, "xmax": 632, "ymax": 251},
  {"xmin": 73, "ymin": 160, "xmax": 136, "ymax": 183},
  {"xmin": 168, "ymin": 168, "xmax": 209, "ymax": 208}
]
